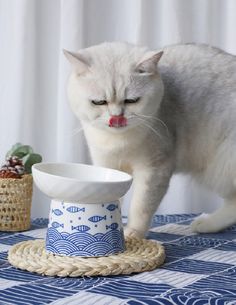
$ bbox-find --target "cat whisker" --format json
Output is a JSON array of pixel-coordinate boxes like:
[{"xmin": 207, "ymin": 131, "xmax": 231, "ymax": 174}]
[
  {"xmin": 67, "ymin": 126, "xmax": 85, "ymax": 138},
  {"xmin": 136, "ymin": 118, "xmax": 162, "ymax": 140},
  {"xmin": 68, "ymin": 118, "xmax": 107, "ymax": 138},
  {"xmin": 126, "ymin": 115, "xmax": 137, "ymax": 120},
  {"xmin": 68, "ymin": 115, "xmax": 139, "ymax": 139},
  {"xmin": 132, "ymin": 113, "xmax": 169, "ymax": 134}
]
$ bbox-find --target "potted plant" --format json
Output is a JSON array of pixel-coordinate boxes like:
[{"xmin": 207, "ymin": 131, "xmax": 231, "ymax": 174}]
[{"xmin": 0, "ymin": 143, "xmax": 42, "ymax": 231}]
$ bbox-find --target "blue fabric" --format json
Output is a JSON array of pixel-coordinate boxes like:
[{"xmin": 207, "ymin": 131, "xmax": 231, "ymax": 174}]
[{"xmin": 0, "ymin": 215, "xmax": 236, "ymax": 304}]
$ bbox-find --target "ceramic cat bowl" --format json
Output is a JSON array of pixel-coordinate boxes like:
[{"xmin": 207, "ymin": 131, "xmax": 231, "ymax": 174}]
[{"xmin": 32, "ymin": 163, "xmax": 132, "ymax": 257}]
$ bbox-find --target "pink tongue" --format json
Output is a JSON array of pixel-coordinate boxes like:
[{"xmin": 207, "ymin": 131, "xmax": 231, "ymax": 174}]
[{"xmin": 109, "ymin": 116, "xmax": 127, "ymax": 128}]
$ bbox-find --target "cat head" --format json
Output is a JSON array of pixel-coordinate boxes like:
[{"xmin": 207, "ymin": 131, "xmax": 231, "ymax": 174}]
[{"xmin": 64, "ymin": 42, "xmax": 164, "ymax": 132}]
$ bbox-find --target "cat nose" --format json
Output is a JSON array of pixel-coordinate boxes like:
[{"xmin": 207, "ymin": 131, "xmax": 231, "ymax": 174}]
[
  {"xmin": 113, "ymin": 110, "xmax": 124, "ymax": 116},
  {"xmin": 109, "ymin": 105, "xmax": 124, "ymax": 117}
]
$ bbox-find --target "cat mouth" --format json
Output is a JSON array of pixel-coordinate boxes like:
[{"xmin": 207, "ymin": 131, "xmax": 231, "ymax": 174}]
[{"xmin": 109, "ymin": 116, "xmax": 127, "ymax": 128}]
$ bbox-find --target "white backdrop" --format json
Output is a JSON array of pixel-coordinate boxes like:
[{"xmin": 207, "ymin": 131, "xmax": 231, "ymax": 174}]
[{"xmin": 1, "ymin": 0, "xmax": 236, "ymax": 218}]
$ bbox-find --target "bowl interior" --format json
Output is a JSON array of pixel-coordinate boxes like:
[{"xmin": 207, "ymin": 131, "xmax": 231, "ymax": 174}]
[
  {"xmin": 32, "ymin": 163, "xmax": 133, "ymax": 203},
  {"xmin": 33, "ymin": 163, "xmax": 131, "ymax": 183}
]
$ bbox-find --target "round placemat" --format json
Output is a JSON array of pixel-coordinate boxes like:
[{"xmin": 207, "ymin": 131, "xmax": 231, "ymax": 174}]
[{"xmin": 8, "ymin": 237, "xmax": 165, "ymax": 277}]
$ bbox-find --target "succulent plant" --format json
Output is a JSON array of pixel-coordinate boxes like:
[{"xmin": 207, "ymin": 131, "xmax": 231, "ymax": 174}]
[
  {"xmin": 6, "ymin": 143, "xmax": 32, "ymax": 159},
  {"xmin": 22, "ymin": 153, "xmax": 42, "ymax": 174},
  {"xmin": 5, "ymin": 143, "xmax": 42, "ymax": 174}
]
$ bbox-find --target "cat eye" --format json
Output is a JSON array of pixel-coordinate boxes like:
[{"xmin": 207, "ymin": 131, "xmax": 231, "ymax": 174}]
[
  {"xmin": 137, "ymin": 69, "xmax": 146, "ymax": 74},
  {"xmin": 91, "ymin": 100, "xmax": 107, "ymax": 106},
  {"xmin": 124, "ymin": 97, "xmax": 140, "ymax": 104}
]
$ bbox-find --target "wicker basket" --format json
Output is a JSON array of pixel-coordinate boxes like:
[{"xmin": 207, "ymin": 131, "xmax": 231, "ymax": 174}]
[{"xmin": 0, "ymin": 175, "xmax": 33, "ymax": 231}]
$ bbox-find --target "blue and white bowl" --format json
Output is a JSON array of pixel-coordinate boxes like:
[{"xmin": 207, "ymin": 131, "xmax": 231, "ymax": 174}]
[
  {"xmin": 32, "ymin": 163, "xmax": 132, "ymax": 257},
  {"xmin": 46, "ymin": 199, "xmax": 124, "ymax": 256}
]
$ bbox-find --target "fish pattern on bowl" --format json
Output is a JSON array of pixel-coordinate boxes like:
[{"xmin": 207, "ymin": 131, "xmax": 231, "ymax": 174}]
[{"xmin": 46, "ymin": 200, "xmax": 125, "ymax": 257}]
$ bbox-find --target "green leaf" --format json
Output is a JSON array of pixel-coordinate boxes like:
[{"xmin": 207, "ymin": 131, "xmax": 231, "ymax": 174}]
[
  {"xmin": 10, "ymin": 145, "xmax": 34, "ymax": 159},
  {"xmin": 22, "ymin": 153, "xmax": 42, "ymax": 174},
  {"xmin": 6, "ymin": 142, "xmax": 22, "ymax": 159}
]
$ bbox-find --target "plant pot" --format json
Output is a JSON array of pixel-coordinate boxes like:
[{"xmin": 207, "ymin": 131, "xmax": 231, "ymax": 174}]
[{"xmin": 0, "ymin": 174, "xmax": 33, "ymax": 231}]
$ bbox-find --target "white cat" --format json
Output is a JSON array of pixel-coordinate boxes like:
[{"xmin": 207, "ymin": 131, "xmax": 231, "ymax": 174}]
[{"xmin": 64, "ymin": 42, "xmax": 236, "ymax": 238}]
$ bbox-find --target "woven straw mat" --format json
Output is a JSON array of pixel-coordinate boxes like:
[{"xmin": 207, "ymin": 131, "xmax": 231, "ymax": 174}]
[{"xmin": 8, "ymin": 237, "xmax": 165, "ymax": 277}]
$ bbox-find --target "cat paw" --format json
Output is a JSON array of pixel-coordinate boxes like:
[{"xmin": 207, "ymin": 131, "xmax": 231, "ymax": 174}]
[
  {"xmin": 124, "ymin": 226, "xmax": 145, "ymax": 239},
  {"xmin": 191, "ymin": 213, "xmax": 219, "ymax": 233}
]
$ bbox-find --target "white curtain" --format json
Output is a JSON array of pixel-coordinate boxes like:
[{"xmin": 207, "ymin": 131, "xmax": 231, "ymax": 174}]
[{"xmin": 1, "ymin": 0, "xmax": 236, "ymax": 218}]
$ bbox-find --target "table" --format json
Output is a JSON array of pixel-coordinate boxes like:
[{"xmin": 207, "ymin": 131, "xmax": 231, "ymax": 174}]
[{"xmin": 0, "ymin": 214, "xmax": 236, "ymax": 304}]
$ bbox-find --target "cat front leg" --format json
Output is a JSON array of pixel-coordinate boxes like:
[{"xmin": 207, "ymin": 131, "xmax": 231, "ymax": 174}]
[{"xmin": 125, "ymin": 163, "xmax": 172, "ymax": 238}]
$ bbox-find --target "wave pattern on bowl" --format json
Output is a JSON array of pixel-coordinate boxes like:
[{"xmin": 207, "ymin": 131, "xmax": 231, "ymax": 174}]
[{"xmin": 46, "ymin": 228, "xmax": 125, "ymax": 257}]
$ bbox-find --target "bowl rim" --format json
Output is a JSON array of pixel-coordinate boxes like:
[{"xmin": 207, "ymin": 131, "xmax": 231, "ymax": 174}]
[{"xmin": 32, "ymin": 162, "xmax": 133, "ymax": 185}]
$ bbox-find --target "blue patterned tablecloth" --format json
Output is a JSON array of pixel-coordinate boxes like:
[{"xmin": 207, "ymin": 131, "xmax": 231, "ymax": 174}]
[{"xmin": 0, "ymin": 214, "xmax": 236, "ymax": 304}]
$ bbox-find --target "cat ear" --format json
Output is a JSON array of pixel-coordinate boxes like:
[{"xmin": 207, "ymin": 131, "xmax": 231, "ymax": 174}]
[
  {"xmin": 136, "ymin": 51, "xmax": 163, "ymax": 74},
  {"xmin": 63, "ymin": 49, "xmax": 89, "ymax": 74}
]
